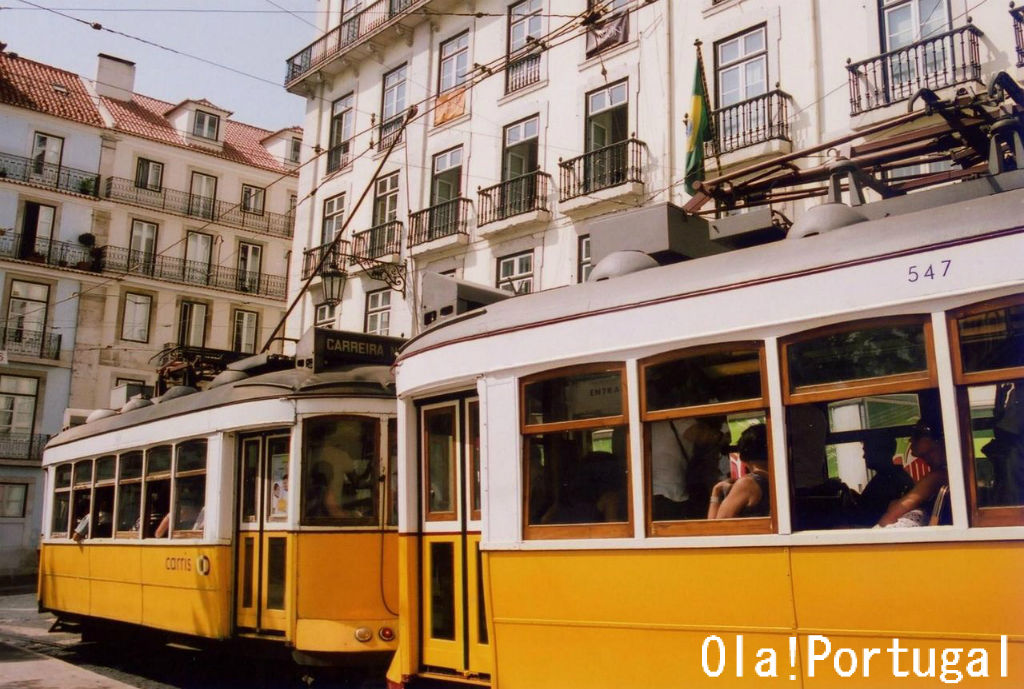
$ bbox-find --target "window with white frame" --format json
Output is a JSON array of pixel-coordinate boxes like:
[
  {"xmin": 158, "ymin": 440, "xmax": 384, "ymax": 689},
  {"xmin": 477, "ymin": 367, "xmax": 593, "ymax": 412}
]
[
  {"xmin": 882, "ymin": 0, "xmax": 949, "ymax": 50},
  {"xmin": 121, "ymin": 292, "xmax": 152, "ymax": 343},
  {"xmin": 6, "ymin": 280, "xmax": 49, "ymax": 356},
  {"xmin": 439, "ymin": 32, "xmax": 470, "ymax": 93},
  {"xmin": 365, "ymin": 289, "xmax": 391, "ymax": 335},
  {"xmin": 241, "ymin": 185, "xmax": 265, "ymax": 215},
  {"xmin": 0, "ymin": 375, "xmax": 38, "ymax": 439},
  {"xmin": 289, "ymin": 137, "xmax": 302, "ymax": 164},
  {"xmin": 238, "ymin": 242, "xmax": 262, "ymax": 292},
  {"xmin": 716, "ymin": 26, "xmax": 767, "ymax": 109},
  {"xmin": 178, "ymin": 301, "xmax": 207, "ymax": 347},
  {"xmin": 129, "ymin": 219, "xmax": 158, "ymax": 273},
  {"xmin": 134, "ymin": 158, "xmax": 163, "ymax": 191},
  {"xmin": 497, "ymin": 250, "xmax": 533, "ymax": 294},
  {"xmin": 31, "ymin": 132, "xmax": 63, "ymax": 175},
  {"xmin": 509, "ymin": 0, "xmax": 543, "ymax": 53},
  {"xmin": 322, "ymin": 193, "xmax": 345, "ymax": 244},
  {"xmin": 232, "ymin": 309, "xmax": 259, "ymax": 354},
  {"xmin": 373, "ymin": 172, "xmax": 400, "ymax": 226},
  {"xmin": 380, "ymin": 65, "xmax": 407, "ymax": 147},
  {"xmin": 193, "ymin": 110, "xmax": 220, "ymax": 139},
  {"xmin": 21, "ymin": 202, "xmax": 55, "ymax": 258},
  {"xmin": 328, "ymin": 94, "xmax": 354, "ymax": 172},
  {"xmin": 578, "ymin": 235, "xmax": 592, "ymax": 283},
  {"xmin": 315, "ymin": 303, "xmax": 337, "ymax": 327},
  {"xmin": 0, "ymin": 483, "xmax": 28, "ymax": 518}
]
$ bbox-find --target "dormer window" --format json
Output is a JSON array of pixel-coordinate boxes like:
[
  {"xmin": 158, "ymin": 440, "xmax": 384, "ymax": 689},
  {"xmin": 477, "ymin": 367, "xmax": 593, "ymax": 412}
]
[
  {"xmin": 193, "ymin": 110, "xmax": 220, "ymax": 140},
  {"xmin": 288, "ymin": 137, "xmax": 302, "ymax": 164}
]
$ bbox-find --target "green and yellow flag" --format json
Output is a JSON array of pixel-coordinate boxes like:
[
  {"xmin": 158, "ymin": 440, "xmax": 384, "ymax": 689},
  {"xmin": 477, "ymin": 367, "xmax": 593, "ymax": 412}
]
[{"xmin": 684, "ymin": 49, "xmax": 711, "ymax": 195}]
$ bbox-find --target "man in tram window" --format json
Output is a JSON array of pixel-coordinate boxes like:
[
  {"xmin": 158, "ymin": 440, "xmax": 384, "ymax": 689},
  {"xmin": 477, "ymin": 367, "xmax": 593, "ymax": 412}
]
[
  {"xmin": 878, "ymin": 417, "xmax": 948, "ymax": 527},
  {"xmin": 651, "ymin": 415, "xmax": 729, "ymax": 520},
  {"xmin": 853, "ymin": 434, "xmax": 913, "ymax": 526}
]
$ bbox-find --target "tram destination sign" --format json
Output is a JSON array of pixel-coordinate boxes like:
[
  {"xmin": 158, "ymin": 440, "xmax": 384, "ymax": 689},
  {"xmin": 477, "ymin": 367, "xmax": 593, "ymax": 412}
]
[{"xmin": 297, "ymin": 327, "xmax": 405, "ymax": 371}]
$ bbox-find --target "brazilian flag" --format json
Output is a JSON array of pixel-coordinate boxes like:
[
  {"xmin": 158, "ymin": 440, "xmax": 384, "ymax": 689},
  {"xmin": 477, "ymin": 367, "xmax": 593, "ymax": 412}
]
[{"xmin": 684, "ymin": 53, "xmax": 711, "ymax": 195}]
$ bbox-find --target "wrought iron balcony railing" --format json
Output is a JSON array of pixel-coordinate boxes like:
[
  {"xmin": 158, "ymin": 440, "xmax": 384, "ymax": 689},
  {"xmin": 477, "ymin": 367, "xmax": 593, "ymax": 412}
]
[
  {"xmin": 705, "ymin": 90, "xmax": 793, "ymax": 157},
  {"xmin": 326, "ymin": 141, "xmax": 352, "ymax": 172},
  {"xmin": 0, "ymin": 150, "xmax": 99, "ymax": 196},
  {"xmin": 1012, "ymin": 6, "xmax": 1024, "ymax": 67},
  {"xmin": 99, "ymin": 246, "xmax": 287, "ymax": 299},
  {"xmin": 0, "ymin": 433, "xmax": 50, "ymax": 462},
  {"xmin": 0, "ymin": 232, "xmax": 100, "ymax": 271},
  {"xmin": 285, "ymin": 0, "xmax": 420, "ymax": 85},
  {"xmin": 558, "ymin": 138, "xmax": 646, "ymax": 202},
  {"xmin": 478, "ymin": 171, "xmax": 551, "ymax": 226},
  {"xmin": 379, "ymin": 117, "xmax": 404, "ymax": 149},
  {"xmin": 104, "ymin": 177, "xmax": 295, "ymax": 239},
  {"xmin": 847, "ymin": 23, "xmax": 982, "ymax": 116},
  {"xmin": 301, "ymin": 239, "xmax": 352, "ymax": 280},
  {"xmin": 506, "ymin": 52, "xmax": 542, "ymax": 94},
  {"xmin": 408, "ymin": 198, "xmax": 472, "ymax": 246},
  {"xmin": 351, "ymin": 221, "xmax": 403, "ymax": 262},
  {"xmin": 1, "ymin": 327, "xmax": 61, "ymax": 360}
]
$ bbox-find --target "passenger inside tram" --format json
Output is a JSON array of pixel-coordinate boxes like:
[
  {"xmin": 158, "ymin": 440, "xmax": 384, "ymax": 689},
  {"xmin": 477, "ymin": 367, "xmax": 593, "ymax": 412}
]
[
  {"xmin": 708, "ymin": 423, "xmax": 770, "ymax": 519},
  {"xmin": 878, "ymin": 417, "xmax": 949, "ymax": 527},
  {"xmin": 852, "ymin": 434, "xmax": 914, "ymax": 526},
  {"xmin": 650, "ymin": 415, "xmax": 729, "ymax": 520},
  {"xmin": 531, "ymin": 430, "xmax": 629, "ymax": 525}
]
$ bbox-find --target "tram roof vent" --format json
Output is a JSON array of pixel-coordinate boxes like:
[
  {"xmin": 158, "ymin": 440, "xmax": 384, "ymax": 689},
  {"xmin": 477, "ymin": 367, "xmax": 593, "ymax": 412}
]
[
  {"xmin": 157, "ymin": 385, "xmax": 198, "ymax": 403},
  {"xmin": 85, "ymin": 408, "xmax": 117, "ymax": 424},
  {"xmin": 208, "ymin": 369, "xmax": 249, "ymax": 389},
  {"xmin": 120, "ymin": 396, "xmax": 153, "ymax": 413},
  {"xmin": 588, "ymin": 250, "xmax": 659, "ymax": 281},
  {"xmin": 787, "ymin": 157, "xmax": 869, "ymax": 239}
]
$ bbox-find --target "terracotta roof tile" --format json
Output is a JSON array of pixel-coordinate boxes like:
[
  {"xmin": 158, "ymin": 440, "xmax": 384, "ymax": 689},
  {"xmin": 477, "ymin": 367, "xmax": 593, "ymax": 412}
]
[{"xmin": 0, "ymin": 52, "xmax": 104, "ymax": 127}]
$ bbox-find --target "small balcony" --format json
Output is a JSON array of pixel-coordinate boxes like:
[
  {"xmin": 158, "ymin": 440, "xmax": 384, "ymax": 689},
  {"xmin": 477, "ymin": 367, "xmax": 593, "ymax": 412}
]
[
  {"xmin": 1012, "ymin": 6, "xmax": 1024, "ymax": 67},
  {"xmin": 705, "ymin": 90, "xmax": 793, "ymax": 157},
  {"xmin": 847, "ymin": 23, "xmax": 983, "ymax": 116},
  {"xmin": 301, "ymin": 239, "xmax": 351, "ymax": 280},
  {"xmin": 0, "ymin": 232, "xmax": 100, "ymax": 271},
  {"xmin": 408, "ymin": 198, "xmax": 472, "ymax": 253},
  {"xmin": 99, "ymin": 246, "xmax": 287, "ymax": 300},
  {"xmin": 0, "ymin": 433, "xmax": 50, "ymax": 462},
  {"xmin": 326, "ymin": 141, "xmax": 352, "ymax": 173},
  {"xmin": 1, "ymin": 326, "xmax": 61, "ymax": 360},
  {"xmin": 378, "ymin": 117, "xmax": 404, "ymax": 149},
  {"xmin": 506, "ymin": 52, "xmax": 542, "ymax": 94},
  {"xmin": 558, "ymin": 138, "xmax": 647, "ymax": 206},
  {"xmin": 477, "ymin": 172, "xmax": 551, "ymax": 236},
  {"xmin": 0, "ymin": 150, "xmax": 99, "ymax": 197},
  {"xmin": 104, "ymin": 177, "xmax": 295, "ymax": 239},
  {"xmin": 351, "ymin": 221, "xmax": 403, "ymax": 265}
]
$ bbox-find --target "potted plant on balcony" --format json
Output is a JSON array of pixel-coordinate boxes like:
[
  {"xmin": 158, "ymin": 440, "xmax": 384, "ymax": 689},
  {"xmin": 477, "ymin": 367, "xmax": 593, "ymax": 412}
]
[
  {"xmin": 75, "ymin": 233, "xmax": 100, "ymax": 271},
  {"xmin": 78, "ymin": 178, "xmax": 96, "ymax": 195}
]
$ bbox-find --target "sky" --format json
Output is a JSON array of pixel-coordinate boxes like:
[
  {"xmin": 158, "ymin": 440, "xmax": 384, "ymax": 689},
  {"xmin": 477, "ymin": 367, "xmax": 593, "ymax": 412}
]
[{"xmin": 1, "ymin": 0, "xmax": 318, "ymax": 132}]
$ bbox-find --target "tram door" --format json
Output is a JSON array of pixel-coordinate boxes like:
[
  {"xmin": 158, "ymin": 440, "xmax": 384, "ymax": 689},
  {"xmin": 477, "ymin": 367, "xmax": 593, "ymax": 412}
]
[
  {"xmin": 419, "ymin": 398, "xmax": 490, "ymax": 677},
  {"xmin": 235, "ymin": 432, "xmax": 291, "ymax": 634}
]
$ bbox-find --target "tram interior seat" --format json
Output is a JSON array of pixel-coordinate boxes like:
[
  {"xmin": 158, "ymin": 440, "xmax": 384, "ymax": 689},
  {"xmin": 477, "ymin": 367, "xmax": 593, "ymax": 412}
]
[{"xmin": 791, "ymin": 478, "xmax": 859, "ymax": 531}]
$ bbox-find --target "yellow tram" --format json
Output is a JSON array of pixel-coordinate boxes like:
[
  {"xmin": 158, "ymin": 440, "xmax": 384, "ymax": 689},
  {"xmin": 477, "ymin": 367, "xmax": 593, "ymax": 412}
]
[
  {"xmin": 38, "ymin": 329, "xmax": 403, "ymax": 664},
  {"xmin": 386, "ymin": 168, "xmax": 1024, "ymax": 684}
]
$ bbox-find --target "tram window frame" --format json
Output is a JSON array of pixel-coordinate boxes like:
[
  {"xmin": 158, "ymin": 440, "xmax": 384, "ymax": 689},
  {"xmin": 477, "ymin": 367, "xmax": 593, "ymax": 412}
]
[
  {"xmin": 51, "ymin": 463, "xmax": 72, "ymax": 537},
  {"xmin": 948, "ymin": 294, "xmax": 1024, "ymax": 527},
  {"xmin": 143, "ymin": 445, "xmax": 172, "ymax": 539},
  {"xmin": 70, "ymin": 460, "xmax": 93, "ymax": 540},
  {"xmin": 640, "ymin": 343, "xmax": 774, "ymax": 536},
  {"xmin": 116, "ymin": 451, "xmax": 143, "ymax": 538},
  {"xmin": 90, "ymin": 455, "xmax": 116, "ymax": 539},
  {"xmin": 780, "ymin": 315, "xmax": 946, "ymax": 531},
  {"xmin": 172, "ymin": 439, "xmax": 208, "ymax": 537},
  {"xmin": 387, "ymin": 417, "xmax": 398, "ymax": 527},
  {"xmin": 520, "ymin": 362, "xmax": 632, "ymax": 540},
  {"xmin": 301, "ymin": 415, "xmax": 383, "ymax": 527}
]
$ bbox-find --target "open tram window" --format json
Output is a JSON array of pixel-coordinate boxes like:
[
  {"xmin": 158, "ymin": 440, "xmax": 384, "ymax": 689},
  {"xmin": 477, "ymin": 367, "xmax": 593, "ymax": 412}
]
[
  {"xmin": 387, "ymin": 417, "xmax": 398, "ymax": 527},
  {"xmin": 521, "ymin": 364, "xmax": 631, "ymax": 539},
  {"xmin": 90, "ymin": 456, "xmax": 116, "ymax": 539},
  {"xmin": 51, "ymin": 463, "xmax": 72, "ymax": 537},
  {"xmin": 949, "ymin": 296, "xmax": 1024, "ymax": 526},
  {"xmin": 70, "ymin": 460, "xmax": 93, "ymax": 540},
  {"xmin": 143, "ymin": 445, "xmax": 172, "ymax": 538},
  {"xmin": 172, "ymin": 439, "xmax": 207, "ymax": 536},
  {"xmin": 302, "ymin": 415, "xmax": 381, "ymax": 526},
  {"xmin": 781, "ymin": 317, "xmax": 950, "ymax": 530},
  {"xmin": 641, "ymin": 344, "xmax": 773, "ymax": 536},
  {"xmin": 116, "ymin": 451, "xmax": 142, "ymax": 537}
]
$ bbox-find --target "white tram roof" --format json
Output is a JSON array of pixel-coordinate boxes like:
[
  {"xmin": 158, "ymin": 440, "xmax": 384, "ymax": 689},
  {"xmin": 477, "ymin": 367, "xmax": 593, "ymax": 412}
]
[
  {"xmin": 48, "ymin": 365, "xmax": 395, "ymax": 449},
  {"xmin": 398, "ymin": 170, "xmax": 1024, "ymax": 372}
]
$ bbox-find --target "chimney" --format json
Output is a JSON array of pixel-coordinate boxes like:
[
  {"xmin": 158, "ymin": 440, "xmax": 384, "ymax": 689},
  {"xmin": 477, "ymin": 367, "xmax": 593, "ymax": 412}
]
[{"xmin": 95, "ymin": 53, "xmax": 135, "ymax": 101}]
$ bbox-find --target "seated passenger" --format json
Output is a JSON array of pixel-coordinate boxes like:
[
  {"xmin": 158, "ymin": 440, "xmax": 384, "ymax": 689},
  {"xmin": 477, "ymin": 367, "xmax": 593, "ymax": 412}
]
[
  {"xmin": 853, "ymin": 435, "xmax": 914, "ymax": 526},
  {"xmin": 878, "ymin": 418, "xmax": 948, "ymax": 527},
  {"xmin": 708, "ymin": 423, "xmax": 770, "ymax": 519}
]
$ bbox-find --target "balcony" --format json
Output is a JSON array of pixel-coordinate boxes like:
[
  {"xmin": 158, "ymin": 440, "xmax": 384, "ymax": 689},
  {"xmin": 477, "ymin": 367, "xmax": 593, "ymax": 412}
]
[
  {"xmin": 285, "ymin": 0, "xmax": 423, "ymax": 87},
  {"xmin": 847, "ymin": 23, "xmax": 983, "ymax": 116},
  {"xmin": 558, "ymin": 139, "xmax": 647, "ymax": 212},
  {"xmin": 99, "ymin": 246, "xmax": 287, "ymax": 300},
  {"xmin": 104, "ymin": 177, "xmax": 295, "ymax": 239},
  {"xmin": 0, "ymin": 433, "xmax": 50, "ymax": 462},
  {"xmin": 351, "ymin": 221, "xmax": 403, "ymax": 265},
  {"xmin": 0, "ymin": 232, "xmax": 100, "ymax": 271},
  {"xmin": 326, "ymin": 141, "xmax": 352, "ymax": 173},
  {"xmin": 705, "ymin": 90, "xmax": 793, "ymax": 157},
  {"xmin": 0, "ymin": 150, "xmax": 99, "ymax": 197},
  {"xmin": 506, "ymin": 52, "xmax": 542, "ymax": 94},
  {"xmin": 378, "ymin": 117, "xmax": 404, "ymax": 149},
  {"xmin": 477, "ymin": 172, "xmax": 551, "ymax": 236},
  {"xmin": 408, "ymin": 198, "xmax": 472, "ymax": 253},
  {"xmin": 1, "ymin": 327, "xmax": 61, "ymax": 360},
  {"xmin": 301, "ymin": 239, "xmax": 351, "ymax": 280},
  {"xmin": 1013, "ymin": 6, "xmax": 1024, "ymax": 67}
]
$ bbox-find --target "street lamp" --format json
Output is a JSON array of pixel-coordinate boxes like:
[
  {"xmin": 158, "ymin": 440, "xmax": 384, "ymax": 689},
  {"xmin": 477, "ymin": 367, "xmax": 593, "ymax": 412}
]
[{"xmin": 320, "ymin": 264, "xmax": 347, "ymax": 307}]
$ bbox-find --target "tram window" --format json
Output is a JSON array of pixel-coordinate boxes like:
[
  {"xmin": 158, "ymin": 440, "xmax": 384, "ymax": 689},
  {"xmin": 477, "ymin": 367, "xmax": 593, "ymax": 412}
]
[
  {"xmin": 116, "ymin": 451, "xmax": 143, "ymax": 536},
  {"xmin": 782, "ymin": 317, "xmax": 948, "ymax": 531},
  {"xmin": 521, "ymin": 365, "xmax": 631, "ymax": 539},
  {"xmin": 641, "ymin": 345, "xmax": 772, "ymax": 535},
  {"xmin": 302, "ymin": 416, "xmax": 380, "ymax": 526},
  {"xmin": 51, "ymin": 464, "xmax": 72, "ymax": 537},
  {"xmin": 144, "ymin": 445, "xmax": 172, "ymax": 538},
  {"xmin": 70, "ymin": 460, "xmax": 93, "ymax": 540},
  {"xmin": 266, "ymin": 436, "xmax": 289, "ymax": 522},
  {"xmin": 240, "ymin": 437, "xmax": 261, "ymax": 523},
  {"xmin": 423, "ymin": 407, "xmax": 456, "ymax": 520},
  {"xmin": 387, "ymin": 417, "xmax": 398, "ymax": 527},
  {"xmin": 173, "ymin": 440, "xmax": 207, "ymax": 535},
  {"xmin": 91, "ymin": 456, "xmax": 116, "ymax": 539},
  {"xmin": 950, "ymin": 297, "xmax": 1024, "ymax": 526},
  {"xmin": 469, "ymin": 401, "xmax": 482, "ymax": 520}
]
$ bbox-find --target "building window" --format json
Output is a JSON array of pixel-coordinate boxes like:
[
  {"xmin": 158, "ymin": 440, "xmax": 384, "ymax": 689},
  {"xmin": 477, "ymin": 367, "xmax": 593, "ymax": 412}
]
[
  {"xmin": 578, "ymin": 235, "xmax": 592, "ymax": 283},
  {"xmin": 328, "ymin": 94, "xmax": 354, "ymax": 172},
  {"xmin": 31, "ymin": 132, "xmax": 63, "ymax": 175},
  {"xmin": 365, "ymin": 289, "xmax": 391, "ymax": 335},
  {"xmin": 233, "ymin": 310, "xmax": 259, "ymax": 354},
  {"xmin": 715, "ymin": 25, "xmax": 767, "ymax": 145},
  {"xmin": 322, "ymin": 193, "xmax": 345, "ymax": 244},
  {"xmin": 189, "ymin": 172, "xmax": 217, "ymax": 219},
  {"xmin": 121, "ymin": 292, "xmax": 152, "ymax": 343},
  {"xmin": 178, "ymin": 301, "xmax": 207, "ymax": 347},
  {"xmin": 439, "ymin": 32, "xmax": 470, "ymax": 93},
  {"xmin": 19, "ymin": 202, "xmax": 55, "ymax": 260},
  {"xmin": 522, "ymin": 364, "xmax": 631, "ymax": 539},
  {"xmin": 5, "ymin": 280, "xmax": 49, "ymax": 356},
  {"xmin": 193, "ymin": 110, "xmax": 220, "ymax": 139},
  {"xmin": 506, "ymin": 0, "xmax": 543, "ymax": 92},
  {"xmin": 315, "ymin": 303, "xmax": 337, "ymax": 327},
  {"xmin": 380, "ymin": 65, "xmax": 407, "ymax": 148},
  {"xmin": 0, "ymin": 375, "xmax": 38, "ymax": 441},
  {"xmin": 288, "ymin": 137, "xmax": 302, "ymax": 164},
  {"xmin": 431, "ymin": 147, "xmax": 463, "ymax": 207},
  {"xmin": 497, "ymin": 250, "xmax": 533, "ymax": 294},
  {"xmin": 373, "ymin": 172, "xmax": 400, "ymax": 226},
  {"xmin": 129, "ymin": 219, "xmax": 158, "ymax": 274},
  {"xmin": 882, "ymin": 0, "xmax": 949, "ymax": 50},
  {"xmin": 586, "ymin": 80, "xmax": 628, "ymax": 152},
  {"xmin": 135, "ymin": 158, "xmax": 163, "ymax": 191},
  {"xmin": 0, "ymin": 483, "xmax": 28, "ymax": 518},
  {"xmin": 185, "ymin": 231, "xmax": 213, "ymax": 285},
  {"xmin": 238, "ymin": 243, "xmax": 263, "ymax": 293},
  {"xmin": 241, "ymin": 185, "xmax": 265, "ymax": 215}
]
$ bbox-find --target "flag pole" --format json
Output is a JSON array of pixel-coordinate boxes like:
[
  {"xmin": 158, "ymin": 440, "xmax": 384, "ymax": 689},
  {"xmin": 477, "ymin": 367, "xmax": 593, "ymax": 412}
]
[{"xmin": 695, "ymin": 39, "xmax": 721, "ymax": 176}]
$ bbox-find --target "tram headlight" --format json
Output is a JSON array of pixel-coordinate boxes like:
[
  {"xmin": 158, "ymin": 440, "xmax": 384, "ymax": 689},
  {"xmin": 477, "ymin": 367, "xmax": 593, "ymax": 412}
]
[
  {"xmin": 378, "ymin": 626, "xmax": 395, "ymax": 642},
  {"xmin": 354, "ymin": 627, "xmax": 373, "ymax": 643}
]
